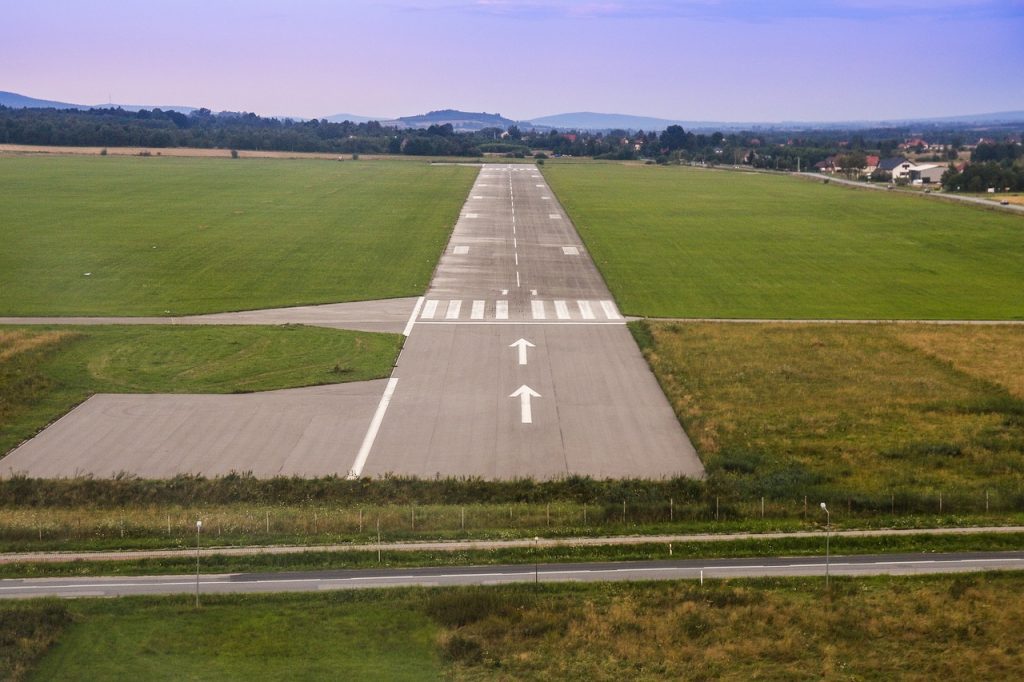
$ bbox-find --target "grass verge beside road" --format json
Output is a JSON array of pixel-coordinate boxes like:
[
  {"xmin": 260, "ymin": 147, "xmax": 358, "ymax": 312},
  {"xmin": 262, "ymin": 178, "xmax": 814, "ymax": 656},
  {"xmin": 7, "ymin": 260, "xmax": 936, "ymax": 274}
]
[
  {"xmin": 0, "ymin": 156, "xmax": 476, "ymax": 315},
  {"xmin": 543, "ymin": 163, "xmax": 1024, "ymax": 319},
  {"xmin": 0, "ymin": 325, "xmax": 402, "ymax": 455},
  {"xmin": 8, "ymin": 574, "xmax": 1024, "ymax": 680},
  {"xmin": 4, "ymin": 532, "xmax": 1024, "ymax": 579}
]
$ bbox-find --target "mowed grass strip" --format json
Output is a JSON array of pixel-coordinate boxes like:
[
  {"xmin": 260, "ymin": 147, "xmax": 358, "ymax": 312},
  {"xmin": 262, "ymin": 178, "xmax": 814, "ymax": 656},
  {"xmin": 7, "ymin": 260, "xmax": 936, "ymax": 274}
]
[
  {"xmin": 0, "ymin": 156, "xmax": 476, "ymax": 315},
  {"xmin": 11, "ymin": 574, "xmax": 1024, "ymax": 680},
  {"xmin": 0, "ymin": 325, "xmax": 402, "ymax": 455},
  {"xmin": 632, "ymin": 321, "xmax": 1024, "ymax": 497},
  {"xmin": 25, "ymin": 593, "xmax": 440, "ymax": 681},
  {"xmin": 544, "ymin": 164, "xmax": 1024, "ymax": 319}
]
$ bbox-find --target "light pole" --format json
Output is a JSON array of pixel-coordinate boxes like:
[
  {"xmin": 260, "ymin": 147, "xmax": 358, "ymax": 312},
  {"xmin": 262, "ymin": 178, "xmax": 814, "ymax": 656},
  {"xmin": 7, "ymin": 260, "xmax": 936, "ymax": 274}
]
[
  {"xmin": 534, "ymin": 536, "xmax": 539, "ymax": 585},
  {"xmin": 195, "ymin": 520, "xmax": 202, "ymax": 607},
  {"xmin": 820, "ymin": 503, "xmax": 830, "ymax": 587}
]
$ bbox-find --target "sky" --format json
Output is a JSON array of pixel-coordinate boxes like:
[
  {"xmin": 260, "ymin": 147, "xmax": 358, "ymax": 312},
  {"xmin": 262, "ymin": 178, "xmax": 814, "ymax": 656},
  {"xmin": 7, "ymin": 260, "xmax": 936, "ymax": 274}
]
[{"xmin": 3, "ymin": 0, "xmax": 1023, "ymax": 122}]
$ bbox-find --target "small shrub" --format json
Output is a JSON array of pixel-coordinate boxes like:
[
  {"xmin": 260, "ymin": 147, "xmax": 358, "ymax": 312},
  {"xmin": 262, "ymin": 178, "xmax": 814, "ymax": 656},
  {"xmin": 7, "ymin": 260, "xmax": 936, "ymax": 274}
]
[
  {"xmin": 442, "ymin": 634, "xmax": 483, "ymax": 663},
  {"xmin": 99, "ymin": 148, "xmax": 107, "ymax": 156},
  {"xmin": 230, "ymin": 149, "xmax": 239, "ymax": 159},
  {"xmin": 535, "ymin": 159, "xmax": 544, "ymax": 166},
  {"xmin": 351, "ymin": 153, "xmax": 359, "ymax": 160},
  {"xmin": 533, "ymin": 152, "xmax": 548, "ymax": 159}
]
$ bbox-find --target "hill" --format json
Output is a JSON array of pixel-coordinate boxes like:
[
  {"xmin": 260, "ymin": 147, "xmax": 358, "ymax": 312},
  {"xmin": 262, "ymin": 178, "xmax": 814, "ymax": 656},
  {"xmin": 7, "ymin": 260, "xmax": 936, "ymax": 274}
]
[
  {"xmin": 0, "ymin": 91, "xmax": 84, "ymax": 110},
  {"xmin": 387, "ymin": 109, "xmax": 518, "ymax": 132}
]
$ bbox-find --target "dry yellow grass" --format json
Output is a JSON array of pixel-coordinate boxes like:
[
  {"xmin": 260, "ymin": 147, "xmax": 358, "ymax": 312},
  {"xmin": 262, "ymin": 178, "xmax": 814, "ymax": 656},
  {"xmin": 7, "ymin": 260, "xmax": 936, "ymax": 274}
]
[
  {"xmin": 441, "ymin": 575, "xmax": 1024, "ymax": 680},
  {"xmin": 896, "ymin": 325, "xmax": 1024, "ymax": 397},
  {"xmin": 633, "ymin": 322, "xmax": 1024, "ymax": 496},
  {"xmin": 0, "ymin": 330, "xmax": 76, "ymax": 362}
]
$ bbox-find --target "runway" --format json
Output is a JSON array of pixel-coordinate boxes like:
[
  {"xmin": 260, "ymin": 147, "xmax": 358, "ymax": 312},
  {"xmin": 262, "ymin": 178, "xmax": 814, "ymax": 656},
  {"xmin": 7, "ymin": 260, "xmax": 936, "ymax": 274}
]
[
  {"xmin": 3, "ymin": 552, "xmax": 1021, "ymax": 599},
  {"xmin": 358, "ymin": 165, "xmax": 703, "ymax": 479}
]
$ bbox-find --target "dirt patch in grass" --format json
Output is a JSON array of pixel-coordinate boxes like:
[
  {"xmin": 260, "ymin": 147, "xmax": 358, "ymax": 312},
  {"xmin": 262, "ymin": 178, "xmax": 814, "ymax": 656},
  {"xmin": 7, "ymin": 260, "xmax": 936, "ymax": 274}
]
[{"xmin": 0, "ymin": 330, "xmax": 77, "ymax": 362}]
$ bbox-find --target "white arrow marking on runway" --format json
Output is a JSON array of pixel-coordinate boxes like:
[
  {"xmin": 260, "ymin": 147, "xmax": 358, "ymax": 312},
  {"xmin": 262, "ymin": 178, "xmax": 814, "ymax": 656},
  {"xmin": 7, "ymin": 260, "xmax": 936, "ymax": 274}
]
[
  {"xmin": 509, "ymin": 338, "xmax": 536, "ymax": 365},
  {"xmin": 510, "ymin": 385, "xmax": 541, "ymax": 424}
]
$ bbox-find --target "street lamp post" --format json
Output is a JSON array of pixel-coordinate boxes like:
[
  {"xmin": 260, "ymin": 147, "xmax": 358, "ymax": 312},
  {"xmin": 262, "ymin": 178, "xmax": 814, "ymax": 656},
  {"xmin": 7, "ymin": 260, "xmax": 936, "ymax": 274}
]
[
  {"xmin": 820, "ymin": 503, "xmax": 830, "ymax": 587},
  {"xmin": 534, "ymin": 536, "xmax": 539, "ymax": 585},
  {"xmin": 195, "ymin": 520, "xmax": 202, "ymax": 607}
]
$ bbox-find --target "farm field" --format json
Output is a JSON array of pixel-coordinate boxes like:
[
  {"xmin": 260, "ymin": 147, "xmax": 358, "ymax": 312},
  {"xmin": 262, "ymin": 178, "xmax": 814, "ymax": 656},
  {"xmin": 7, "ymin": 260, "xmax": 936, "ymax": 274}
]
[
  {"xmin": 632, "ymin": 321, "xmax": 1024, "ymax": 499},
  {"xmin": 0, "ymin": 325, "xmax": 401, "ymax": 455},
  {"xmin": 8, "ymin": 574, "xmax": 1024, "ymax": 680},
  {"xmin": 543, "ymin": 164, "xmax": 1024, "ymax": 319},
  {"xmin": 0, "ymin": 156, "xmax": 477, "ymax": 316}
]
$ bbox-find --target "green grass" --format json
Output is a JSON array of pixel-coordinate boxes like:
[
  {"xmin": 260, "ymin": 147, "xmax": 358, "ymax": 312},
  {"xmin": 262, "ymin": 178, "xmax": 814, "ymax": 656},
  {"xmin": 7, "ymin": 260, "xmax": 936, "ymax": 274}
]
[
  {"xmin": 0, "ymin": 325, "xmax": 402, "ymax": 455},
  {"xmin": 632, "ymin": 321, "xmax": 1024, "ymax": 499},
  {"xmin": 5, "ymin": 532, "xmax": 1024, "ymax": 580},
  {"xmin": 543, "ymin": 164, "xmax": 1024, "ymax": 319},
  {"xmin": 27, "ymin": 593, "xmax": 440, "ymax": 681},
  {"xmin": 10, "ymin": 575, "xmax": 1024, "ymax": 680},
  {"xmin": 0, "ymin": 156, "xmax": 477, "ymax": 315}
]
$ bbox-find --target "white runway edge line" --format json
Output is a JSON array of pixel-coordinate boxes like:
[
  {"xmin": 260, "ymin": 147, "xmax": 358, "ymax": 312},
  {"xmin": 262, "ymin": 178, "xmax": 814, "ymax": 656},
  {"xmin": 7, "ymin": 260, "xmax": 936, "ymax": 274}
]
[
  {"xmin": 348, "ymin": 377, "xmax": 399, "ymax": 479},
  {"xmin": 403, "ymin": 297, "xmax": 425, "ymax": 337}
]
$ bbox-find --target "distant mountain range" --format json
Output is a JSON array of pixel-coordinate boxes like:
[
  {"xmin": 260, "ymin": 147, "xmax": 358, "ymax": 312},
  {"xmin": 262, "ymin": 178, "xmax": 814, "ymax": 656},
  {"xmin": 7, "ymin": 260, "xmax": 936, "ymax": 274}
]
[
  {"xmin": 3, "ymin": 90, "xmax": 1022, "ymax": 132},
  {"xmin": 0, "ymin": 90, "xmax": 194, "ymax": 114}
]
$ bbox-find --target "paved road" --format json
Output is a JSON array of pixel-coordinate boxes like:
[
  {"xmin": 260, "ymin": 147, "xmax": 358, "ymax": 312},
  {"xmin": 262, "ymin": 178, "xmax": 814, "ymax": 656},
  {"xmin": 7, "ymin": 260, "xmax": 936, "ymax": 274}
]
[
  {"xmin": 0, "ymin": 298, "xmax": 417, "ymax": 334},
  {"xmin": 3, "ymin": 552, "xmax": 1021, "ymax": 599},
  {"xmin": 5, "ymin": 526, "xmax": 1022, "ymax": 565},
  {"xmin": 359, "ymin": 165, "xmax": 703, "ymax": 479}
]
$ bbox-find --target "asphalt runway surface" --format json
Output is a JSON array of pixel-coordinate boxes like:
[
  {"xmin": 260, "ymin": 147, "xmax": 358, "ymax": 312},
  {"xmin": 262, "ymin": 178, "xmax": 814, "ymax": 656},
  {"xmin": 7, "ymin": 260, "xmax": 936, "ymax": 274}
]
[
  {"xmin": 358, "ymin": 165, "xmax": 703, "ymax": 479},
  {"xmin": 2, "ymin": 382, "xmax": 389, "ymax": 478},
  {"xmin": 3, "ymin": 552, "xmax": 1021, "ymax": 599},
  {"xmin": 3, "ymin": 165, "xmax": 702, "ymax": 480}
]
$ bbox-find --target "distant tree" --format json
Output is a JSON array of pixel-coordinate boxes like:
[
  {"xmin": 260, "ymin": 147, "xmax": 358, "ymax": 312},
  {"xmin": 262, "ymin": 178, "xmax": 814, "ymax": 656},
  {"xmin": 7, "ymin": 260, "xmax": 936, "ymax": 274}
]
[
  {"xmin": 659, "ymin": 125, "xmax": 689, "ymax": 152},
  {"xmin": 506, "ymin": 125, "xmax": 522, "ymax": 140}
]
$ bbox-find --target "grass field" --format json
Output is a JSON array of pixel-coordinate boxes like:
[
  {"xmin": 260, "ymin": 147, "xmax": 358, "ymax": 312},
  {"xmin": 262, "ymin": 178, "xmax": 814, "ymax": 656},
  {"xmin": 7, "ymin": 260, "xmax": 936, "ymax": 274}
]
[
  {"xmin": 9, "ymin": 574, "xmax": 1024, "ymax": 680},
  {"xmin": 26, "ymin": 593, "xmax": 440, "ymax": 681},
  {"xmin": 632, "ymin": 321, "xmax": 1024, "ymax": 498},
  {"xmin": 543, "ymin": 164, "xmax": 1024, "ymax": 319},
  {"xmin": 0, "ymin": 156, "xmax": 477, "ymax": 315},
  {"xmin": 0, "ymin": 325, "xmax": 402, "ymax": 455}
]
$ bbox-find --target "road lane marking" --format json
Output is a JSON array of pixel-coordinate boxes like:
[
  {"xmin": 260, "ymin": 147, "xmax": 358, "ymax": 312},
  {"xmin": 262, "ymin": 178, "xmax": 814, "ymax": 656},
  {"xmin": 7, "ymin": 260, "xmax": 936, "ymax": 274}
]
[
  {"xmin": 495, "ymin": 300, "xmax": 508, "ymax": 319},
  {"xmin": 578, "ymin": 301, "xmax": 595, "ymax": 319},
  {"xmin": 531, "ymin": 289, "xmax": 538, "ymax": 296},
  {"xmin": 562, "ymin": 246, "xmax": 579, "ymax": 255},
  {"xmin": 509, "ymin": 338, "xmax": 535, "ymax": 365},
  {"xmin": 510, "ymin": 385, "xmax": 541, "ymax": 424},
  {"xmin": 445, "ymin": 300, "xmax": 462, "ymax": 319},
  {"xmin": 403, "ymin": 297, "xmax": 425, "ymax": 337},
  {"xmin": 471, "ymin": 300, "xmax": 485, "ymax": 320},
  {"xmin": 531, "ymin": 300, "xmax": 546, "ymax": 319},
  {"xmin": 453, "ymin": 245, "xmax": 469, "ymax": 255},
  {"xmin": 554, "ymin": 300, "xmax": 570, "ymax": 319},
  {"xmin": 348, "ymin": 377, "xmax": 399, "ymax": 478},
  {"xmin": 421, "ymin": 300, "xmax": 438, "ymax": 319},
  {"xmin": 600, "ymin": 300, "xmax": 622, "ymax": 320},
  {"xmin": 516, "ymin": 271, "xmax": 521, "ymax": 287}
]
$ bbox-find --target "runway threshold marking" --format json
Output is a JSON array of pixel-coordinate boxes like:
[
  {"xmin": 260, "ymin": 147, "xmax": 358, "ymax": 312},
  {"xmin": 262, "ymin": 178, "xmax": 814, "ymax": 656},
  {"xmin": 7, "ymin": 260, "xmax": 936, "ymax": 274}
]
[
  {"xmin": 445, "ymin": 300, "xmax": 462, "ymax": 319},
  {"xmin": 421, "ymin": 300, "xmax": 439, "ymax": 319},
  {"xmin": 348, "ymin": 377, "xmax": 399, "ymax": 478},
  {"xmin": 471, "ymin": 300, "xmax": 485, "ymax": 319},
  {"xmin": 510, "ymin": 385, "xmax": 541, "ymax": 423},
  {"xmin": 496, "ymin": 300, "xmax": 509, "ymax": 319}
]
